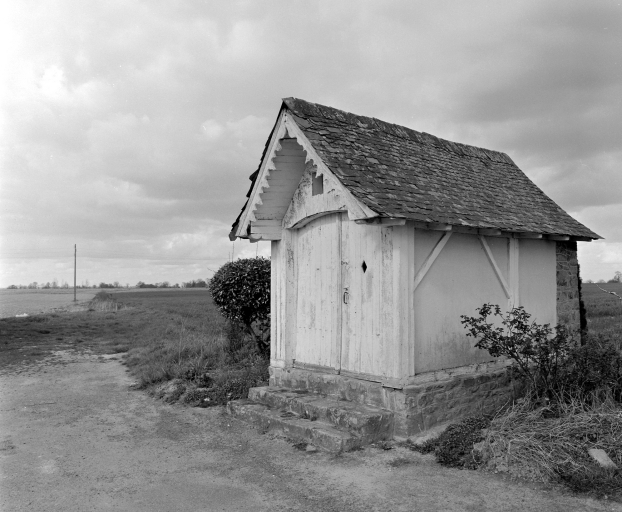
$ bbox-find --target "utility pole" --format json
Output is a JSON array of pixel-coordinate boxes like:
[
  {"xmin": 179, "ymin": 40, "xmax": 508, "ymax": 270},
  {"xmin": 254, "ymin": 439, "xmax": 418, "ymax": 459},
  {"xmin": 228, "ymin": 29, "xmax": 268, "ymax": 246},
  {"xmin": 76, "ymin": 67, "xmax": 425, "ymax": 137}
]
[{"xmin": 74, "ymin": 244, "xmax": 77, "ymax": 302}]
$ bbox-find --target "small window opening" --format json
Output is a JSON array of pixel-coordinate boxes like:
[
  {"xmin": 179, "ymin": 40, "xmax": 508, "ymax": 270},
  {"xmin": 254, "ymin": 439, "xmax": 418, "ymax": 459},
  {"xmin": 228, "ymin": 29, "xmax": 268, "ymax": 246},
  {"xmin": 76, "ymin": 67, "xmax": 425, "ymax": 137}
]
[
  {"xmin": 361, "ymin": 261, "xmax": 367, "ymax": 273},
  {"xmin": 312, "ymin": 173, "xmax": 324, "ymax": 196}
]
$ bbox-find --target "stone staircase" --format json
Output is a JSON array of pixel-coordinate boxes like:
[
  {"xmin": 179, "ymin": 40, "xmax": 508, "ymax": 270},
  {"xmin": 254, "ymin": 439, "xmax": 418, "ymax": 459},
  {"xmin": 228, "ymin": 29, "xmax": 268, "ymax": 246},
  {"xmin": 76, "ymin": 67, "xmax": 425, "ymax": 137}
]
[{"xmin": 227, "ymin": 386, "xmax": 395, "ymax": 452}]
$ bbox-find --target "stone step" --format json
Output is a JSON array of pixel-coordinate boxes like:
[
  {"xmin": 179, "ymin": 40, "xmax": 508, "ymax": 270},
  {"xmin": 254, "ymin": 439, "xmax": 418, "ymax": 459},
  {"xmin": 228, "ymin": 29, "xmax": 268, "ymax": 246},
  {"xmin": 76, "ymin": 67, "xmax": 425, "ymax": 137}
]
[
  {"xmin": 227, "ymin": 399, "xmax": 364, "ymax": 453},
  {"xmin": 248, "ymin": 386, "xmax": 394, "ymax": 444},
  {"xmin": 248, "ymin": 386, "xmax": 394, "ymax": 443}
]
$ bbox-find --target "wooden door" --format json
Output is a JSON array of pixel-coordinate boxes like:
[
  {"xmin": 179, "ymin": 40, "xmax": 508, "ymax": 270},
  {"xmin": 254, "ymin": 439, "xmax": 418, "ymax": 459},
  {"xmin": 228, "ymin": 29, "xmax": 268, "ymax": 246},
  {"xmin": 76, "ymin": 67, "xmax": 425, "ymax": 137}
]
[
  {"xmin": 294, "ymin": 213, "xmax": 342, "ymax": 370},
  {"xmin": 340, "ymin": 219, "xmax": 384, "ymax": 378}
]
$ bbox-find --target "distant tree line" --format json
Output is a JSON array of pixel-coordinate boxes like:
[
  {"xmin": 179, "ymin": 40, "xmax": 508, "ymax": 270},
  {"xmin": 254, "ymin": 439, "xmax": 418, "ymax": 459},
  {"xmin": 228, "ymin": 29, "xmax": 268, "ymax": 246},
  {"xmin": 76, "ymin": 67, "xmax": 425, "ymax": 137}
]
[
  {"xmin": 7, "ymin": 277, "xmax": 212, "ymax": 290},
  {"xmin": 7, "ymin": 280, "xmax": 70, "ymax": 290},
  {"xmin": 136, "ymin": 281, "xmax": 178, "ymax": 288},
  {"xmin": 134, "ymin": 279, "xmax": 209, "ymax": 288},
  {"xmin": 583, "ymin": 271, "xmax": 621, "ymax": 285},
  {"xmin": 7, "ymin": 280, "xmax": 130, "ymax": 289}
]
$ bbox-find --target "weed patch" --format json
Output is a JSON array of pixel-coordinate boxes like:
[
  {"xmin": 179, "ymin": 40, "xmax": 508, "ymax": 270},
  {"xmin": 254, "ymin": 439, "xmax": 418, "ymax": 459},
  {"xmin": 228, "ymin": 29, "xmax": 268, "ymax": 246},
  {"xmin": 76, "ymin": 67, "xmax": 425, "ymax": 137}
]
[
  {"xmin": 407, "ymin": 416, "xmax": 491, "ymax": 469},
  {"xmin": 192, "ymin": 358, "xmax": 269, "ymax": 406}
]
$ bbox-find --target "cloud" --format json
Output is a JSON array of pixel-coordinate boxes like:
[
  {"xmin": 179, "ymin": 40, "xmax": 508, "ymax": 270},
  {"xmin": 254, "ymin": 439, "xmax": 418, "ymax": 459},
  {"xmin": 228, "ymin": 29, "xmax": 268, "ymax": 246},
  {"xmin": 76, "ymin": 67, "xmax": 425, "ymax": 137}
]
[{"xmin": 1, "ymin": 0, "xmax": 620, "ymax": 287}]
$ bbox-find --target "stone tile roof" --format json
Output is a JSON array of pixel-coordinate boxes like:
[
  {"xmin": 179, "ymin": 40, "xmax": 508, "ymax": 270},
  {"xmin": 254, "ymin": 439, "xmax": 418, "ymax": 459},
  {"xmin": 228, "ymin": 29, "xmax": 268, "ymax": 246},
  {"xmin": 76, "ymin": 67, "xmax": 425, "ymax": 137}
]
[{"xmin": 233, "ymin": 98, "xmax": 600, "ymax": 239}]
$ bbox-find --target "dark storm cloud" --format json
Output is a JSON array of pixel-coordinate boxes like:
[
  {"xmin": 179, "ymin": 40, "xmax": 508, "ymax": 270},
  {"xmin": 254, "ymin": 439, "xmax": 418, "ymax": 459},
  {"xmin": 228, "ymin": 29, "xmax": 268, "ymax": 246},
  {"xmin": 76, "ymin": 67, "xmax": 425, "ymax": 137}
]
[{"xmin": 1, "ymin": 0, "xmax": 620, "ymax": 286}]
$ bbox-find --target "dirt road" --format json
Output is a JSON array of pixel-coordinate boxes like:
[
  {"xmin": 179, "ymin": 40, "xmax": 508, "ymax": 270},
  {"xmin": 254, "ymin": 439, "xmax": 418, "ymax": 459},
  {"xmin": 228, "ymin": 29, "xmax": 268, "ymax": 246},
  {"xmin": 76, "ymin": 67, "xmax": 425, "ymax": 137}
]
[{"xmin": 1, "ymin": 350, "xmax": 619, "ymax": 512}]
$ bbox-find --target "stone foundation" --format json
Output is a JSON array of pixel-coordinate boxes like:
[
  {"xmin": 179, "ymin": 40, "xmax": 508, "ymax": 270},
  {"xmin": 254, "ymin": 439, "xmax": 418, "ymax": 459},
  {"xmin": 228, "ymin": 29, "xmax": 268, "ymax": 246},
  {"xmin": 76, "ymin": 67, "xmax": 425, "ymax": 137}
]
[
  {"xmin": 270, "ymin": 366, "xmax": 521, "ymax": 438},
  {"xmin": 556, "ymin": 241, "xmax": 581, "ymax": 332},
  {"xmin": 400, "ymin": 371, "xmax": 521, "ymax": 435}
]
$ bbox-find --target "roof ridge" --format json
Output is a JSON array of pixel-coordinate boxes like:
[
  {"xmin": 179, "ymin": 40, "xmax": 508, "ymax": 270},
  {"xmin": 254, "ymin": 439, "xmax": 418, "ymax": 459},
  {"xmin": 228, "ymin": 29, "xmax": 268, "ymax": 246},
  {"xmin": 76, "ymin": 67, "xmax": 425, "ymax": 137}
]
[{"xmin": 283, "ymin": 97, "xmax": 515, "ymax": 166}]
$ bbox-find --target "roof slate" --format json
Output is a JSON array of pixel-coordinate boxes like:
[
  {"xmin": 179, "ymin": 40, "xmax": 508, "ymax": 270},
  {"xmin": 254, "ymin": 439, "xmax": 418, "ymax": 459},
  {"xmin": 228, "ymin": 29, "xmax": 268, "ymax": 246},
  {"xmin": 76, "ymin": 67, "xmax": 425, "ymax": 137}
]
[{"xmin": 232, "ymin": 98, "xmax": 600, "ymax": 239}]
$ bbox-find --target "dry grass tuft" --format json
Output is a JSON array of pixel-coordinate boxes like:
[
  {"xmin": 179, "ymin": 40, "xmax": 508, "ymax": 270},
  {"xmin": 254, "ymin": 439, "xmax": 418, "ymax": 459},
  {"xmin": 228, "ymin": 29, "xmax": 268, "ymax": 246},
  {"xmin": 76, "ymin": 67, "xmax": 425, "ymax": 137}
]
[{"xmin": 482, "ymin": 398, "xmax": 622, "ymax": 497}]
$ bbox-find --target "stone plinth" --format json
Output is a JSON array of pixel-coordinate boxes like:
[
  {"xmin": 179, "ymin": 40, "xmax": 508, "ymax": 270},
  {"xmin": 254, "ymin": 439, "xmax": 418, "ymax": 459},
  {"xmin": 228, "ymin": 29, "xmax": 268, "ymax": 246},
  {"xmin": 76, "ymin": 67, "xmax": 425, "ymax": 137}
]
[{"xmin": 270, "ymin": 366, "xmax": 521, "ymax": 438}]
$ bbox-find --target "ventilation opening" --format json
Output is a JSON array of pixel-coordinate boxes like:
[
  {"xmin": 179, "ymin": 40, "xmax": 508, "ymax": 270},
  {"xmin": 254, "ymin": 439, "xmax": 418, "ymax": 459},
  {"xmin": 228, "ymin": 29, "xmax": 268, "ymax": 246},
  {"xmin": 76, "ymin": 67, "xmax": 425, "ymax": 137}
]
[
  {"xmin": 361, "ymin": 261, "xmax": 367, "ymax": 273},
  {"xmin": 312, "ymin": 173, "xmax": 324, "ymax": 196}
]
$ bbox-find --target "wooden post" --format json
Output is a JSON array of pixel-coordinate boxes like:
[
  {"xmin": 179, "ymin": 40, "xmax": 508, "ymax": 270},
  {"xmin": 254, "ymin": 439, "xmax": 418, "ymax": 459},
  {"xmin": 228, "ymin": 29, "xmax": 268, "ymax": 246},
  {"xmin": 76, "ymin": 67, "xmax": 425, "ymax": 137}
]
[{"xmin": 74, "ymin": 244, "xmax": 77, "ymax": 302}]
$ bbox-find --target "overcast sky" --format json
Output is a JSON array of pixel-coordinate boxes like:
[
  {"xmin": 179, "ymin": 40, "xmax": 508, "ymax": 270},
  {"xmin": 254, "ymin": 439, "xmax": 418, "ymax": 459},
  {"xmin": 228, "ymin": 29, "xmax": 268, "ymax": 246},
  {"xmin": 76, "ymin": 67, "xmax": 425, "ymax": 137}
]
[{"xmin": 1, "ymin": 0, "xmax": 620, "ymax": 287}]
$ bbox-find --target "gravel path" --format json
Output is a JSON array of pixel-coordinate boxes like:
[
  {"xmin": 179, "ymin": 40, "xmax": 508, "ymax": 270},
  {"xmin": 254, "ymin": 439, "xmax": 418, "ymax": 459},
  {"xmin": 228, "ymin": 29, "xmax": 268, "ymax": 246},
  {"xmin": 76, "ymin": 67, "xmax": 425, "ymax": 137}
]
[{"xmin": 1, "ymin": 350, "xmax": 620, "ymax": 511}]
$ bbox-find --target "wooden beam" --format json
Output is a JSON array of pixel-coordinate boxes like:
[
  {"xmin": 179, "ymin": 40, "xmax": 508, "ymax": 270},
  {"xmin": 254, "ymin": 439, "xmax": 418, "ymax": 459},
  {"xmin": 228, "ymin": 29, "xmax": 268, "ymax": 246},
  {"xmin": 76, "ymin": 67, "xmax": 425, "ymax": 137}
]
[
  {"xmin": 451, "ymin": 225, "xmax": 479, "ymax": 235},
  {"xmin": 514, "ymin": 232, "xmax": 543, "ymax": 239},
  {"xmin": 380, "ymin": 218, "xmax": 406, "ymax": 226},
  {"xmin": 250, "ymin": 234, "xmax": 281, "ymax": 241},
  {"xmin": 355, "ymin": 217, "xmax": 406, "ymax": 226},
  {"xmin": 508, "ymin": 238, "xmax": 519, "ymax": 308},
  {"xmin": 479, "ymin": 236, "xmax": 511, "ymax": 299},
  {"xmin": 412, "ymin": 221, "xmax": 452, "ymax": 231},
  {"xmin": 478, "ymin": 228, "xmax": 502, "ymax": 237},
  {"xmin": 251, "ymin": 227, "xmax": 282, "ymax": 235},
  {"xmin": 251, "ymin": 220, "xmax": 281, "ymax": 228},
  {"xmin": 545, "ymin": 235, "xmax": 570, "ymax": 241},
  {"xmin": 570, "ymin": 236, "xmax": 594, "ymax": 242},
  {"xmin": 254, "ymin": 212, "xmax": 288, "ymax": 221},
  {"xmin": 413, "ymin": 232, "xmax": 452, "ymax": 291}
]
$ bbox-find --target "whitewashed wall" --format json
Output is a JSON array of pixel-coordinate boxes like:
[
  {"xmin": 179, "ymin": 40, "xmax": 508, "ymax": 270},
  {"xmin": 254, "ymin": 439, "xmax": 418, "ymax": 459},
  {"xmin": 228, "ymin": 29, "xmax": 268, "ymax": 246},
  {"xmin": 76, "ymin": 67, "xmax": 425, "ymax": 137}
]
[
  {"xmin": 272, "ymin": 219, "xmax": 557, "ymax": 380},
  {"xmin": 413, "ymin": 230, "xmax": 556, "ymax": 373}
]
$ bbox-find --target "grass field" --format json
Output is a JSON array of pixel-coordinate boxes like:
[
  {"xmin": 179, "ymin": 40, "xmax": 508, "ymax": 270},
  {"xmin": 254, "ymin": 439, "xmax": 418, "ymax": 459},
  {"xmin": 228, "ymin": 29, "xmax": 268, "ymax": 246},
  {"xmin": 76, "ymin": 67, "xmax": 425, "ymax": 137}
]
[
  {"xmin": 582, "ymin": 282, "xmax": 622, "ymax": 338},
  {"xmin": 0, "ymin": 288, "xmax": 100, "ymax": 318},
  {"xmin": 1, "ymin": 283, "xmax": 619, "ymax": 403}
]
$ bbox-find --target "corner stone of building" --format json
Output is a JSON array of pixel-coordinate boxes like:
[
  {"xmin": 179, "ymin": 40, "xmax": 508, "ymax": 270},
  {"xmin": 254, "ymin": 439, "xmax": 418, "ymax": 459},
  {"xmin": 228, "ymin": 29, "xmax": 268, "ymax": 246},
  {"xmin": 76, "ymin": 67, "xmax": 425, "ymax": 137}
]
[{"xmin": 556, "ymin": 241, "xmax": 581, "ymax": 333}]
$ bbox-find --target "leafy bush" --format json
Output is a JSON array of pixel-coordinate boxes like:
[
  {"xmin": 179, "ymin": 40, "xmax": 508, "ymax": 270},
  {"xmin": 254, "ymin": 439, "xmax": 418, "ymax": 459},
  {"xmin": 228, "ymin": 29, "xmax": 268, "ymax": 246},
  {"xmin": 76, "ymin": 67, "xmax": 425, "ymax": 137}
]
[
  {"xmin": 461, "ymin": 304, "xmax": 573, "ymax": 400},
  {"xmin": 209, "ymin": 257, "xmax": 271, "ymax": 356},
  {"xmin": 461, "ymin": 304, "xmax": 622, "ymax": 402},
  {"xmin": 559, "ymin": 334, "xmax": 622, "ymax": 402}
]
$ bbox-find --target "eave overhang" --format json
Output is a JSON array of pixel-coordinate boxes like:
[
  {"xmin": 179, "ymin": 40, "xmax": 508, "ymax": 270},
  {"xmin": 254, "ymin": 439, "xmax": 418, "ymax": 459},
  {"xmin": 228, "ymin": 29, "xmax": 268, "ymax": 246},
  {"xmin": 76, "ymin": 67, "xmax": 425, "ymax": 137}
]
[{"xmin": 230, "ymin": 109, "xmax": 376, "ymax": 241}]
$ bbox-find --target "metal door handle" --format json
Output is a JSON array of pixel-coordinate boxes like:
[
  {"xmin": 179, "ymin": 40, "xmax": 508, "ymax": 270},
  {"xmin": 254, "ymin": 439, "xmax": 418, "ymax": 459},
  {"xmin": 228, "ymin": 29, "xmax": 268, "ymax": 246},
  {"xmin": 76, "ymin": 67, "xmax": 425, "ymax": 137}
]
[{"xmin": 343, "ymin": 291, "xmax": 349, "ymax": 304}]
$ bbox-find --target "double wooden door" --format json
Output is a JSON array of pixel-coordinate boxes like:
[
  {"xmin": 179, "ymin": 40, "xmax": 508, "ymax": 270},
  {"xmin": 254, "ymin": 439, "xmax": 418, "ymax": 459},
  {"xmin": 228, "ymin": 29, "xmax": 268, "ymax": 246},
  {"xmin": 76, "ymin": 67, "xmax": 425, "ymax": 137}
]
[{"xmin": 294, "ymin": 213, "xmax": 384, "ymax": 377}]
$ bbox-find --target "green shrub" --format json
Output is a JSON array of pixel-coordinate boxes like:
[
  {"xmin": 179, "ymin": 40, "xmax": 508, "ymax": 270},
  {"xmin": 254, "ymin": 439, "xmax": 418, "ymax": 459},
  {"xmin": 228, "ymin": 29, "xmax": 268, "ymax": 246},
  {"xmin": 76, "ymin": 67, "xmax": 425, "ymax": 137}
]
[
  {"xmin": 209, "ymin": 257, "xmax": 270, "ymax": 357},
  {"xmin": 462, "ymin": 304, "xmax": 622, "ymax": 402},
  {"xmin": 461, "ymin": 304, "xmax": 572, "ymax": 400},
  {"xmin": 559, "ymin": 334, "xmax": 622, "ymax": 402}
]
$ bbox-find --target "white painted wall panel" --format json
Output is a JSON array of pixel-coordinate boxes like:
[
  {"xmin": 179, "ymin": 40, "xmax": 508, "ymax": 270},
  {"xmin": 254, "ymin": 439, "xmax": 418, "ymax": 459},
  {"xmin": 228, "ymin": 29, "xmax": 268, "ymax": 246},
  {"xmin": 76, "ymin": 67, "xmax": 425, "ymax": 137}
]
[
  {"xmin": 518, "ymin": 239, "xmax": 556, "ymax": 326},
  {"xmin": 414, "ymin": 231, "xmax": 507, "ymax": 373}
]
